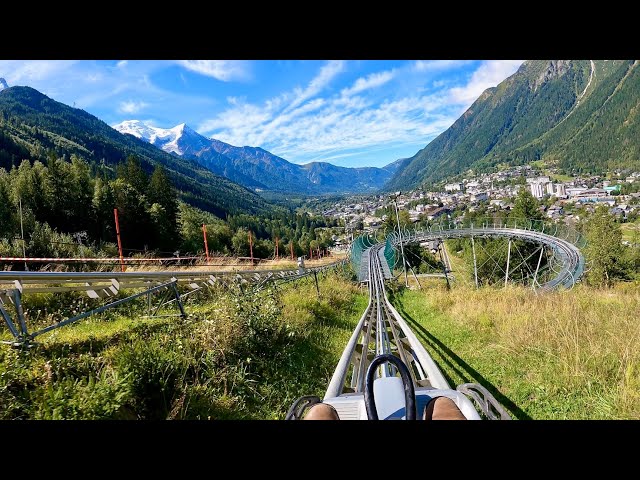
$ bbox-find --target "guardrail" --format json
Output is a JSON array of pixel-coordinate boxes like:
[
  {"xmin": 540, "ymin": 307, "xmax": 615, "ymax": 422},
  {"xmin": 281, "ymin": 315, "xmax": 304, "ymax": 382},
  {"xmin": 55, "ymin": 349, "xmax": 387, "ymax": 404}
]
[{"xmin": 0, "ymin": 259, "xmax": 348, "ymax": 347}]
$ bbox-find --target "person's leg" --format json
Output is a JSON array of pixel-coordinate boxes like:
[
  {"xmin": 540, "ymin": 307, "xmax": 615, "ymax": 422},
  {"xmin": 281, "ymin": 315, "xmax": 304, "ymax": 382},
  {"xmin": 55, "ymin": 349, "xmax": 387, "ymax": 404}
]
[
  {"xmin": 424, "ymin": 396, "xmax": 467, "ymax": 420},
  {"xmin": 303, "ymin": 403, "xmax": 340, "ymax": 420}
]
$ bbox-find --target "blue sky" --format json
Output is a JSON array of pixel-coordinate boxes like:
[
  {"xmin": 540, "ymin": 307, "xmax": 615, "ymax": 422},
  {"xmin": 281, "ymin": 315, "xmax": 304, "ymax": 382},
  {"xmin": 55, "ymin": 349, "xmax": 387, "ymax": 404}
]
[{"xmin": 0, "ymin": 60, "xmax": 523, "ymax": 168}]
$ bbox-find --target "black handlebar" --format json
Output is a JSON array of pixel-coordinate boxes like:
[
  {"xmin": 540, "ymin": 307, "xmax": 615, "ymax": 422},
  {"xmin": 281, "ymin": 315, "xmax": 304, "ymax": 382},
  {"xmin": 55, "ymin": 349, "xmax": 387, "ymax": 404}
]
[{"xmin": 364, "ymin": 353, "xmax": 417, "ymax": 420}]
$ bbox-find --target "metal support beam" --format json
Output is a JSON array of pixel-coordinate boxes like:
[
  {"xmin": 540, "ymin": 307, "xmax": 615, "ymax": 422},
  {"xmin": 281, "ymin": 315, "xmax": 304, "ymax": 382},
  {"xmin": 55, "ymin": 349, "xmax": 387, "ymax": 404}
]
[
  {"xmin": 439, "ymin": 242, "xmax": 450, "ymax": 290},
  {"xmin": 533, "ymin": 246, "xmax": 545, "ymax": 289},
  {"xmin": 170, "ymin": 281, "xmax": 186, "ymax": 318},
  {"xmin": 471, "ymin": 236, "xmax": 479, "ymax": 289},
  {"xmin": 504, "ymin": 239, "xmax": 512, "ymax": 288},
  {"xmin": 13, "ymin": 290, "xmax": 28, "ymax": 337},
  {"xmin": 32, "ymin": 280, "xmax": 180, "ymax": 339},
  {"xmin": 393, "ymin": 197, "xmax": 408, "ymax": 287},
  {"xmin": 408, "ymin": 265, "xmax": 422, "ymax": 289},
  {"xmin": 0, "ymin": 301, "xmax": 19, "ymax": 339}
]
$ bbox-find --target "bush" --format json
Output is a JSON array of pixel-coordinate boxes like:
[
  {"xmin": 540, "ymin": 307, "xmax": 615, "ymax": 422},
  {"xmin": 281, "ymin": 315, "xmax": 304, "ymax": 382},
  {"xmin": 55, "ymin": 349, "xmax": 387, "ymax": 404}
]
[
  {"xmin": 110, "ymin": 336, "xmax": 190, "ymax": 419},
  {"xmin": 32, "ymin": 369, "xmax": 132, "ymax": 420}
]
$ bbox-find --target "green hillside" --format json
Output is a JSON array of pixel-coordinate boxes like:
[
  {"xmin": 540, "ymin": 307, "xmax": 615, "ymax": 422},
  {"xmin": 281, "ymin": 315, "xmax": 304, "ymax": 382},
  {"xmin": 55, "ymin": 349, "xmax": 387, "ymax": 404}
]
[
  {"xmin": 0, "ymin": 86, "xmax": 272, "ymax": 218},
  {"xmin": 388, "ymin": 60, "xmax": 640, "ymax": 190}
]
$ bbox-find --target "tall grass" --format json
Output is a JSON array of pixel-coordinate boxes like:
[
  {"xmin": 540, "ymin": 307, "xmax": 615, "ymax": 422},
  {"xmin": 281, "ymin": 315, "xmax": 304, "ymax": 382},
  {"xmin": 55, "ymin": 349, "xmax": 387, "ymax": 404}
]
[
  {"xmin": 392, "ymin": 281, "xmax": 640, "ymax": 419},
  {"xmin": 0, "ymin": 269, "xmax": 366, "ymax": 419}
]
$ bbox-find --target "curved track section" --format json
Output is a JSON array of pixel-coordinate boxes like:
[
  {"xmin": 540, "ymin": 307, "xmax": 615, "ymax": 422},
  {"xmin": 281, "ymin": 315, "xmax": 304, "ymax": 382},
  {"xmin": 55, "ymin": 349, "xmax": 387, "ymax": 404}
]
[{"xmin": 379, "ymin": 219, "xmax": 585, "ymax": 291}]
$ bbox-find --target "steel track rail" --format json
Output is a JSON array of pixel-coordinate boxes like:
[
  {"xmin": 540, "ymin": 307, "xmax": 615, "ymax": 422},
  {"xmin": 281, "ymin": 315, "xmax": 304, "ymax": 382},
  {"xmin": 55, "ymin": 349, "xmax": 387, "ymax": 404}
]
[
  {"xmin": 0, "ymin": 261, "xmax": 346, "ymax": 301},
  {"xmin": 325, "ymin": 244, "xmax": 449, "ymax": 400},
  {"xmin": 384, "ymin": 225, "xmax": 585, "ymax": 290}
]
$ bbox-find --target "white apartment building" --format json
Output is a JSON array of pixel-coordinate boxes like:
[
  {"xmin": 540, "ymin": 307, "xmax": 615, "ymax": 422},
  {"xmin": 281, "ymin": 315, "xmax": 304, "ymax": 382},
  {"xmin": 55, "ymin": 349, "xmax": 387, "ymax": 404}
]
[
  {"xmin": 555, "ymin": 184, "xmax": 567, "ymax": 198},
  {"xmin": 546, "ymin": 182, "xmax": 555, "ymax": 195},
  {"xmin": 530, "ymin": 182, "xmax": 545, "ymax": 199},
  {"xmin": 445, "ymin": 183, "xmax": 464, "ymax": 192}
]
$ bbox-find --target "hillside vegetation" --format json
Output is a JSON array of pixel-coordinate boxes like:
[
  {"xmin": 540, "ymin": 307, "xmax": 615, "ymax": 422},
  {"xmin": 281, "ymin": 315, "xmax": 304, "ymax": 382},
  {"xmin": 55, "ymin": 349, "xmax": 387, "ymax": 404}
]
[
  {"xmin": 388, "ymin": 60, "xmax": 640, "ymax": 190},
  {"xmin": 0, "ymin": 86, "xmax": 271, "ymax": 217},
  {"xmin": 0, "ymin": 153, "xmax": 340, "ymax": 264},
  {"xmin": 392, "ymin": 282, "xmax": 640, "ymax": 419},
  {"xmin": 0, "ymin": 271, "xmax": 366, "ymax": 419}
]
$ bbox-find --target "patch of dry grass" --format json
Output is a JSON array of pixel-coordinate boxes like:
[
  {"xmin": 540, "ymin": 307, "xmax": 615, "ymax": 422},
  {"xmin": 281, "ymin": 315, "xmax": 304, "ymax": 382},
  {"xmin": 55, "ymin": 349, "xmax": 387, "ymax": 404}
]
[{"xmin": 393, "ymin": 281, "xmax": 640, "ymax": 419}]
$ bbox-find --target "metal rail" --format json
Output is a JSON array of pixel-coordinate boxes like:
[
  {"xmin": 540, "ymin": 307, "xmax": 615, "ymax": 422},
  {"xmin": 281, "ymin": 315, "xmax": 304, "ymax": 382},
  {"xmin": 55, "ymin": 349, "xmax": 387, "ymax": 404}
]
[
  {"xmin": 377, "ymin": 218, "xmax": 585, "ymax": 290},
  {"xmin": 325, "ymin": 243, "xmax": 450, "ymax": 400},
  {"xmin": 0, "ymin": 259, "xmax": 347, "ymax": 347},
  {"xmin": 325, "ymin": 230, "xmax": 526, "ymax": 419},
  {"xmin": 0, "ymin": 261, "xmax": 346, "ymax": 302}
]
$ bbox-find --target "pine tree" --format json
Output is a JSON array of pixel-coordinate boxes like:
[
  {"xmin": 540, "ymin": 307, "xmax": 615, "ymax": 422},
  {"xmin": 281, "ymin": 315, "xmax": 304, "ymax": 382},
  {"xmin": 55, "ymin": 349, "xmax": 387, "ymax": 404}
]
[
  {"xmin": 0, "ymin": 171, "xmax": 15, "ymax": 236},
  {"xmin": 92, "ymin": 177, "xmax": 115, "ymax": 241},
  {"xmin": 584, "ymin": 206, "xmax": 628, "ymax": 287},
  {"xmin": 118, "ymin": 155, "xmax": 148, "ymax": 194},
  {"xmin": 147, "ymin": 166, "xmax": 179, "ymax": 250},
  {"xmin": 510, "ymin": 188, "xmax": 543, "ymax": 223}
]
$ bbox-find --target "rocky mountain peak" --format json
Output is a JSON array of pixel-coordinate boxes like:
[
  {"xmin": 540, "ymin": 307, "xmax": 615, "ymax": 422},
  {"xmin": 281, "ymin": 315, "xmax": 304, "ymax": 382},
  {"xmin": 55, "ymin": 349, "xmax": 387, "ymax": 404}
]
[{"xmin": 531, "ymin": 60, "xmax": 573, "ymax": 91}]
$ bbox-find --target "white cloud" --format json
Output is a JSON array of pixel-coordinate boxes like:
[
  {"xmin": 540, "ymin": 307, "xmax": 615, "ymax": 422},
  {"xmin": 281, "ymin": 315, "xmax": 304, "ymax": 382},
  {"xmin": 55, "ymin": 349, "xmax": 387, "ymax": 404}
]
[
  {"xmin": 118, "ymin": 100, "xmax": 149, "ymax": 114},
  {"xmin": 341, "ymin": 69, "xmax": 396, "ymax": 96},
  {"xmin": 0, "ymin": 60, "xmax": 77, "ymax": 85},
  {"xmin": 199, "ymin": 60, "xmax": 347, "ymax": 145},
  {"xmin": 286, "ymin": 60, "xmax": 345, "ymax": 111},
  {"xmin": 116, "ymin": 60, "xmax": 128, "ymax": 68},
  {"xmin": 412, "ymin": 60, "xmax": 472, "ymax": 72},
  {"xmin": 449, "ymin": 60, "xmax": 523, "ymax": 105},
  {"xmin": 177, "ymin": 60, "xmax": 250, "ymax": 82},
  {"xmin": 198, "ymin": 64, "xmax": 459, "ymax": 164}
]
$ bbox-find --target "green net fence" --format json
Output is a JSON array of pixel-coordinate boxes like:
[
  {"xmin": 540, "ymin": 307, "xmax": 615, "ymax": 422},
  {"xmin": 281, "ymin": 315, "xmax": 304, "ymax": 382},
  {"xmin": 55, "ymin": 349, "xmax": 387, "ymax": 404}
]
[
  {"xmin": 350, "ymin": 233, "xmax": 396, "ymax": 276},
  {"xmin": 384, "ymin": 236, "xmax": 396, "ymax": 271}
]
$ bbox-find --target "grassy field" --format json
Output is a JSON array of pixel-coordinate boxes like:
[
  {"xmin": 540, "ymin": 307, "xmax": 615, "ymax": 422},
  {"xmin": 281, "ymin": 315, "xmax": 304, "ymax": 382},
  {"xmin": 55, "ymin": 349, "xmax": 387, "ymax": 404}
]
[
  {"xmin": 529, "ymin": 160, "xmax": 573, "ymax": 182},
  {"xmin": 0, "ymin": 270, "xmax": 366, "ymax": 419},
  {"xmin": 621, "ymin": 222, "xmax": 640, "ymax": 244},
  {"xmin": 391, "ymin": 281, "xmax": 640, "ymax": 419},
  {"xmin": 5, "ymin": 252, "xmax": 639, "ymax": 420}
]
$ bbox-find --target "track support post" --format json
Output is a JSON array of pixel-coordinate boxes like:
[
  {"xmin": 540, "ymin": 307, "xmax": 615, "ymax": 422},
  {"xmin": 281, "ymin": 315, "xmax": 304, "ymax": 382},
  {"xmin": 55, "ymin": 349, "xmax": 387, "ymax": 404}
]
[
  {"xmin": 504, "ymin": 239, "xmax": 512, "ymax": 288},
  {"xmin": 532, "ymin": 246, "xmax": 544, "ymax": 290},
  {"xmin": 471, "ymin": 235, "xmax": 479, "ymax": 289}
]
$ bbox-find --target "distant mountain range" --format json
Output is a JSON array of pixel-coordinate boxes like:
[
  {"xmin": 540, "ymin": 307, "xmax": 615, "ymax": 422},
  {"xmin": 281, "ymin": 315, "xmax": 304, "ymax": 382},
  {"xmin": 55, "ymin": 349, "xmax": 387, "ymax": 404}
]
[
  {"xmin": 114, "ymin": 120, "xmax": 397, "ymax": 194},
  {"xmin": 4, "ymin": 59, "xmax": 634, "ymax": 210},
  {"xmin": 388, "ymin": 60, "xmax": 640, "ymax": 190},
  {"xmin": 0, "ymin": 86, "xmax": 273, "ymax": 218}
]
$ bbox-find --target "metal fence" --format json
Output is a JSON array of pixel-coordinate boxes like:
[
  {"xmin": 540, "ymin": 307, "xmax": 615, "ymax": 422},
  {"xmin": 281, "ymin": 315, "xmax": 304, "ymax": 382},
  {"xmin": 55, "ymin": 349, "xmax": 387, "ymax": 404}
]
[{"xmin": 0, "ymin": 259, "xmax": 347, "ymax": 348}]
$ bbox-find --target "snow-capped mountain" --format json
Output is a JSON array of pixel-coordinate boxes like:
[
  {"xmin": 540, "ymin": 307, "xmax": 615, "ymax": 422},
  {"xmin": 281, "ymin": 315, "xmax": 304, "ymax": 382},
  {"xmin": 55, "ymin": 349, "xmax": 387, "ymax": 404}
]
[
  {"xmin": 113, "ymin": 120, "xmax": 395, "ymax": 194},
  {"xmin": 113, "ymin": 120, "xmax": 210, "ymax": 155},
  {"xmin": 0, "ymin": 78, "xmax": 9, "ymax": 91}
]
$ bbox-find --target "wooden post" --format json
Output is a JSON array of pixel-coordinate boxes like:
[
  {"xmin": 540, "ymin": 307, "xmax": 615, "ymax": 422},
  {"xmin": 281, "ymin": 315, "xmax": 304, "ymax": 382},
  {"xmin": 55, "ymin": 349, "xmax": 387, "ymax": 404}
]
[
  {"xmin": 290, "ymin": 241, "xmax": 294, "ymax": 261},
  {"xmin": 19, "ymin": 198, "xmax": 28, "ymax": 271},
  {"xmin": 113, "ymin": 208, "xmax": 125, "ymax": 272},
  {"xmin": 248, "ymin": 231, "xmax": 254, "ymax": 265},
  {"xmin": 202, "ymin": 224, "xmax": 210, "ymax": 263},
  {"xmin": 309, "ymin": 245, "xmax": 313, "ymax": 260},
  {"xmin": 313, "ymin": 270, "xmax": 320, "ymax": 298}
]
